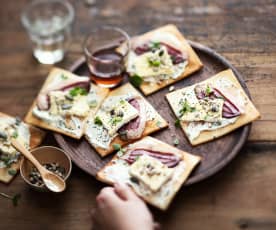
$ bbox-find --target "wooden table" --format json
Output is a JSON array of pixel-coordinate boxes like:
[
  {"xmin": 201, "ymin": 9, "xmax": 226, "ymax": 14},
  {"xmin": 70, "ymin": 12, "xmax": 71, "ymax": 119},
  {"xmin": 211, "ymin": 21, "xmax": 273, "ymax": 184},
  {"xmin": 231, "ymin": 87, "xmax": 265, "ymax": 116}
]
[{"xmin": 1, "ymin": 1, "xmax": 276, "ymax": 229}]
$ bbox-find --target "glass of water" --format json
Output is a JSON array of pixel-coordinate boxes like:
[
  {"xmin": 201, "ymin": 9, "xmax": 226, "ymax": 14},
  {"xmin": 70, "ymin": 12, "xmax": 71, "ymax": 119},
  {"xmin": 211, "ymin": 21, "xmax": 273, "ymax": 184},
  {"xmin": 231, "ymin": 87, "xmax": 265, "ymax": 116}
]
[{"xmin": 21, "ymin": 0, "xmax": 75, "ymax": 64}]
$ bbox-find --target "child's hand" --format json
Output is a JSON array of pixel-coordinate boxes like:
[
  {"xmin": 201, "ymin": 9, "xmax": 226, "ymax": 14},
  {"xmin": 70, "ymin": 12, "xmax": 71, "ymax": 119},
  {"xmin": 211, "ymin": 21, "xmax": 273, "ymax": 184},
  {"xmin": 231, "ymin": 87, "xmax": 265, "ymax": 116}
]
[{"xmin": 91, "ymin": 183, "xmax": 158, "ymax": 230}]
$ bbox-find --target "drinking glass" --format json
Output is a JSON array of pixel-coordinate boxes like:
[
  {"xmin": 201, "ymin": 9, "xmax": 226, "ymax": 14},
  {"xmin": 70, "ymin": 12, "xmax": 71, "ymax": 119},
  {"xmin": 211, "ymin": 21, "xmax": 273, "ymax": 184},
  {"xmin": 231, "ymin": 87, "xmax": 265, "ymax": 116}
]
[
  {"xmin": 21, "ymin": 0, "xmax": 75, "ymax": 64},
  {"xmin": 83, "ymin": 26, "xmax": 130, "ymax": 88}
]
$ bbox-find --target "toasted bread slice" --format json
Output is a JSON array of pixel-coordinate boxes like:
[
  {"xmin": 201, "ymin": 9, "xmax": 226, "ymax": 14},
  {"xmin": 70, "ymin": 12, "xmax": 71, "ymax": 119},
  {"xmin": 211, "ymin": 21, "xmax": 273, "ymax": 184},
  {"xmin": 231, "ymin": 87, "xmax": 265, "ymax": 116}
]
[
  {"xmin": 97, "ymin": 136, "xmax": 201, "ymax": 210},
  {"xmin": 166, "ymin": 69, "xmax": 261, "ymax": 145},
  {"xmin": 127, "ymin": 24, "xmax": 203, "ymax": 95},
  {"xmin": 0, "ymin": 112, "xmax": 45, "ymax": 183},
  {"xmin": 85, "ymin": 83, "xmax": 168, "ymax": 157},
  {"xmin": 25, "ymin": 68, "xmax": 109, "ymax": 139}
]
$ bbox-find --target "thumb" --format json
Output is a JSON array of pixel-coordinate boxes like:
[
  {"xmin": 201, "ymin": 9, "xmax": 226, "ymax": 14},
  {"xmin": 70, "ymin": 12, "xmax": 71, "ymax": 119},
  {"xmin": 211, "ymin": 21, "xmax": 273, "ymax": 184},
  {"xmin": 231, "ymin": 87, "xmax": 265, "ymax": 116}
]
[{"xmin": 114, "ymin": 182, "xmax": 139, "ymax": 201}]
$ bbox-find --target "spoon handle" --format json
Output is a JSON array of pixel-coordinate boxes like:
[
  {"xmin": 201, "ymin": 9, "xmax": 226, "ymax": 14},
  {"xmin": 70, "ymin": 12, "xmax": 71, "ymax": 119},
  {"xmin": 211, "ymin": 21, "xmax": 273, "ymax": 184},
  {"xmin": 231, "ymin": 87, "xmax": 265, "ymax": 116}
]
[{"xmin": 11, "ymin": 138, "xmax": 44, "ymax": 172}]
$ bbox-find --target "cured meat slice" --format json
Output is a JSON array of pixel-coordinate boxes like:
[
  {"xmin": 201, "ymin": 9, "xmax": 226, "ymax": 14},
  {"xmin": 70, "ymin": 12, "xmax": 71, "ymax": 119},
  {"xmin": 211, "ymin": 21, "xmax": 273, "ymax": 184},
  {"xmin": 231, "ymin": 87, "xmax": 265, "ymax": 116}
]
[
  {"xmin": 119, "ymin": 97, "xmax": 146, "ymax": 140},
  {"xmin": 124, "ymin": 148, "xmax": 181, "ymax": 168}
]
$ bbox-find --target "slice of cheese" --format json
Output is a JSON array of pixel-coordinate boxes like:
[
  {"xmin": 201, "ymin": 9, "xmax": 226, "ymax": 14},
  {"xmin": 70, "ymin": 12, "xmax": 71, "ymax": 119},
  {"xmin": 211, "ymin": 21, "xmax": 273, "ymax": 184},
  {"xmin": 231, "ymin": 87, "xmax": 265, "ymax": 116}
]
[
  {"xmin": 97, "ymin": 99, "xmax": 139, "ymax": 136},
  {"xmin": 68, "ymin": 96, "xmax": 90, "ymax": 117},
  {"xmin": 180, "ymin": 98, "xmax": 224, "ymax": 122},
  {"xmin": 129, "ymin": 155, "xmax": 174, "ymax": 192},
  {"xmin": 132, "ymin": 46, "xmax": 174, "ymax": 78},
  {"xmin": 48, "ymin": 91, "xmax": 90, "ymax": 117}
]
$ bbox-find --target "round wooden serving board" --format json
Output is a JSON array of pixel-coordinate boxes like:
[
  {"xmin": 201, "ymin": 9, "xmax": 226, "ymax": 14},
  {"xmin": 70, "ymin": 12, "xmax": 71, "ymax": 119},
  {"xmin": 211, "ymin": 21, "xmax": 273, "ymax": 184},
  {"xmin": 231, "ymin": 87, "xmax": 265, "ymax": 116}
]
[{"xmin": 54, "ymin": 41, "xmax": 251, "ymax": 185}]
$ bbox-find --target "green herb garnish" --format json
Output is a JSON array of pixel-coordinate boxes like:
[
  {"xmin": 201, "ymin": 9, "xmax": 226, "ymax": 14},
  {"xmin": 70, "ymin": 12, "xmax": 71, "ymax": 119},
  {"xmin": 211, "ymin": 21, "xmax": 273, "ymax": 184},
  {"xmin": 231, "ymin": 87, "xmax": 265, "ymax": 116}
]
[
  {"xmin": 8, "ymin": 169, "xmax": 17, "ymax": 176},
  {"xmin": 94, "ymin": 116, "xmax": 102, "ymax": 126},
  {"xmin": 135, "ymin": 156, "xmax": 140, "ymax": 161},
  {"xmin": 173, "ymin": 138, "xmax": 179, "ymax": 146},
  {"xmin": 0, "ymin": 192, "xmax": 21, "ymax": 207},
  {"xmin": 148, "ymin": 58, "xmax": 161, "ymax": 67},
  {"xmin": 0, "ymin": 155, "xmax": 13, "ymax": 167},
  {"xmin": 61, "ymin": 74, "xmax": 68, "ymax": 80},
  {"xmin": 149, "ymin": 41, "xmax": 160, "ymax": 50},
  {"xmin": 69, "ymin": 87, "xmax": 88, "ymax": 97},
  {"xmin": 179, "ymin": 99, "xmax": 196, "ymax": 116},
  {"xmin": 156, "ymin": 121, "xmax": 162, "ymax": 128},
  {"xmin": 129, "ymin": 74, "xmax": 143, "ymax": 88},
  {"xmin": 113, "ymin": 143, "xmax": 121, "ymax": 151},
  {"xmin": 206, "ymin": 85, "xmax": 212, "ymax": 95},
  {"xmin": 89, "ymin": 100, "xmax": 98, "ymax": 108},
  {"xmin": 11, "ymin": 131, "xmax": 18, "ymax": 139},
  {"xmin": 111, "ymin": 116, "xmax": 123, "ymax": 125},
  {"xmin": 175, "ymin": 118, "xmax": 181, "ymax": 128}
]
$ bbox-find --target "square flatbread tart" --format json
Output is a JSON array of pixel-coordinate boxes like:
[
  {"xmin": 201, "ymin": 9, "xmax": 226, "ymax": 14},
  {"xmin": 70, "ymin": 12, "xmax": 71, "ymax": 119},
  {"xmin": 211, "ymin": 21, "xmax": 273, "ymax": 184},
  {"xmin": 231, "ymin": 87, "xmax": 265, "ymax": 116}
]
[
  {"xmin": 0, "ymin": 112, "xmax": 45, "ymax": 183},
  {"xmin": 25, "ymin": 68, "xmax": 109, "ymax": 139},
  {"xmin": 166, "ymin": 69, "xmax": 260, "ymax": 145},
  {"xmin": 97, "ymin": 136, "xmax": 201, "ymax": 210},
  {"xmin": 85, "ymin": 83, "xmax": 168, "ymax": 157},
  {"xmin": 126, "ymin": 24, "xmax": 203, "ymax": 95}
]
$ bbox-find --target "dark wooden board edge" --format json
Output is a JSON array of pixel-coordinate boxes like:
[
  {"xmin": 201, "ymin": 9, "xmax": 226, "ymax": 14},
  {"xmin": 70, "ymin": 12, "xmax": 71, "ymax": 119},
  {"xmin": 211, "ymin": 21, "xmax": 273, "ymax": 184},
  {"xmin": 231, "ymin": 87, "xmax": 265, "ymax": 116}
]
[{"xmin": 54, "ymin": 40, "xmax": 251, "ymax": 186}]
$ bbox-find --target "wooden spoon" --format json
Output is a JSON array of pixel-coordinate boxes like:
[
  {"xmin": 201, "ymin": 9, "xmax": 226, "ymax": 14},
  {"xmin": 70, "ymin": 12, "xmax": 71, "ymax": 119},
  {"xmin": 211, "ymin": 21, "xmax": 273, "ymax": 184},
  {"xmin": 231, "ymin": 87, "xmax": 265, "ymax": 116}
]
[{"xmin": 11, "ymin": 138, "xmax": 66, "ymax": 193}]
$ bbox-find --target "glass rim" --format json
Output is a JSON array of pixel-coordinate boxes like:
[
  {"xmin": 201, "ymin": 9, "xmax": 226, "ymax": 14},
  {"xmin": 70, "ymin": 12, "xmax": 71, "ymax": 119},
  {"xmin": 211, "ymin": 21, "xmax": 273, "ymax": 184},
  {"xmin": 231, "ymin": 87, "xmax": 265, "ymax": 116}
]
[
  {"xmin": 83, "ymin": 26, "xmax": 130, "ymax": 64},
  {"xmin": 21, "ymin": 0, "xmax": 75, "ymax": 36}
]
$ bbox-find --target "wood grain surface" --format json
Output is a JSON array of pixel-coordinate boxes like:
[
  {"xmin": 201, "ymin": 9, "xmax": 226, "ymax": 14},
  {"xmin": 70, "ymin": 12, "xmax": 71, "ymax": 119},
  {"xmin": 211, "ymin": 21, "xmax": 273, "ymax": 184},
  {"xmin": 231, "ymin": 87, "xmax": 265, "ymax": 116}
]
[{"xmin": 0, "ymin": 0, "xmax": 276, "ymax": 230}]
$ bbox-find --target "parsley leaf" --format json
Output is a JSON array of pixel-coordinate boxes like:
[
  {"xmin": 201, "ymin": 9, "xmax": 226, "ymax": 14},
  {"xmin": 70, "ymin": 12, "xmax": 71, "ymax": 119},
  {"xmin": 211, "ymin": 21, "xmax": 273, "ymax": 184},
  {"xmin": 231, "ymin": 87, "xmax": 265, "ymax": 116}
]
[
  {"xmin": 149, "ymin": 41, "xmax": 160, "ymax": 50},
  {"xmin": 179, "ymin": 99, "xmax": 196, "ymax": 116},
  {"xmin": 113, "ymin": 143, "xmax": 121, "ymax": 151},
  {"xmin": 11, "ymin": 131, "xmax": 18, "ymax": 139},
  {"xmin": 69, "ymin": 87, "xmax": 88, "ymax": 97},
  {"xmin": 111, "ymin": 116, "xmax": 123, "ymax": 125},
  {"xmin": 175, "ymin": 118, "xmax": 181, "ymax": 128},
  {"xmin": 0, "ymin": 192, "xmax": 21, "ymax": 207},
  {"xmin": 173, "ymin": 138, "xmax": 179, "ymax": 146},
  {"xmin": 8, "ymin": 169, "xmax": 17, "ymax": 176},
  {"xmin": 135, "ymin": 156, "xmax": 140, "ymax": 161},
  {"xmin": 148, "ymin": 58, "xmax": 161, "ymax": 67},
  {"xmin": 206, "ymin": 85, "xmax": 212, "ymax": 95},
  {"xmin": 129, "ymin": 74, "xmax": 143, "ymax": 88},
  {"xmin": 61, "ymin": 74, "xmax": 68, "ymax": 80},
  {"xmin": 12, "ymin": 194, "xmax": 21, "ymax": 207},
  {"xmin": 156, "ymin": 121, "xmax": 162, "ymax": 128},
  {"xmin": 89, "ymin": 100, "xmax": 98, "ymax": 108},
  {"xmin": 94, "ymin": 116, "xmax": 102, "ymax": 126}
]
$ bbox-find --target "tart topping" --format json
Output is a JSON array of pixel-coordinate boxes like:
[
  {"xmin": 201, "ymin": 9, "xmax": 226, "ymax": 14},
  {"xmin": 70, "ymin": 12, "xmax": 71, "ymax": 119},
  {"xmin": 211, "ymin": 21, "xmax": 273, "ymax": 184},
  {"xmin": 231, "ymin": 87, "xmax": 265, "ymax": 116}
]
[
  {"xmin": 118, "ymin": 97, "xmax": 147, "ymax": 140},
  {"xmin": 134, "ymin": 41, "xmax": 188, "ymax": 65},
  {"xmin": 37, "ymin": 74, "xmax": 90, "ymax": 111},
  {"xmin": 96, "ymin": 99, "xmax": 139, "ymax": 136},
  {"xmin": 194, "ymin": 82, "xmax": 244, "ymax": 118},
  {"xmin": 129, "ymin": 155, "xmax": 174, "ymax": 192},
  {"xmin": 124, "ymin": 148, "xmax": 181, "ymax": 168}
]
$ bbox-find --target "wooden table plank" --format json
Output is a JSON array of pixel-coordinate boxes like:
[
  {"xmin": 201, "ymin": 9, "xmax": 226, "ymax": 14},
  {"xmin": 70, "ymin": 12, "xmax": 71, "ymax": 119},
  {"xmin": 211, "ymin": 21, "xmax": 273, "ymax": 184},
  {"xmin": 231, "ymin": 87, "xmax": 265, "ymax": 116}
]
[
  {"xmin": 1, "ymin": 140, "xmax": 275, "ymax": 230},
  {"xmin": 1, "ymin": 0, "xmax": 276, "ymax": 229}
]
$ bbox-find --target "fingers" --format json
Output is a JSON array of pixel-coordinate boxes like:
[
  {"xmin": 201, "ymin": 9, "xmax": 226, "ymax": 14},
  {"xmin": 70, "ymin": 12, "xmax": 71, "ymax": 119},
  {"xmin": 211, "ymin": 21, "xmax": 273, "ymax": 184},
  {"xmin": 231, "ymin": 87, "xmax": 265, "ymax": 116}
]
[
  {"xmin": 154, "ymin": 222, "xmax": 161, "ymax": 230},
  {"xmin": 96, "ymin": 187, "xmax": 121, "ymax": 209},
  {"xmin": 114, "ymin": 182, "xmax": 139, "ymax": 201}
]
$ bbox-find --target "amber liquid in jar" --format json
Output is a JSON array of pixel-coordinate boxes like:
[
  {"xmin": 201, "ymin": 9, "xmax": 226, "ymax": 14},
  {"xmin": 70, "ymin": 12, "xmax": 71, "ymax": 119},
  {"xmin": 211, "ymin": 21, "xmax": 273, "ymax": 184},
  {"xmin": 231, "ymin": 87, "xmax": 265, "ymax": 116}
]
[{"xmin": 87, "ymin": 46, "xmax": 124, "ymax": 88}]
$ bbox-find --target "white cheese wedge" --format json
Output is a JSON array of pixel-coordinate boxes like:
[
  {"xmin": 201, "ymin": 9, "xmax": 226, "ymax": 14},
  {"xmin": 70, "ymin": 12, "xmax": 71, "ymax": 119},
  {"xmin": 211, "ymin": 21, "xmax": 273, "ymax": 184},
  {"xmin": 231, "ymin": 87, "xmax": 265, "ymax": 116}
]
[
  {"xmin": 169, "ymin": 86, "xmax": 224, "ymax": 122},
  {"xmin": 48, "ymin": 91, "xmax": 90, "ymax": 117},
  {"xmin": 129, "ymin": 155, "xmax": 174, "ymax": 193},
  {"xmin": 180, "ymin": 98, "xmax": 224, "ymax": 122},
  {"xmin": 97, "ymin": 99, "xmax": 139, "ymax": 136},
  {"xmin": 68, "ymin": 96, "xmax": 90, "ymax": 117},
  {"xmin": 131, "ymin": 46, "xmax": 174, "ymax": 78}
]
